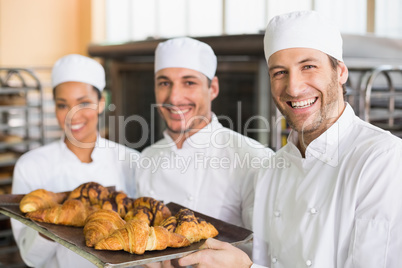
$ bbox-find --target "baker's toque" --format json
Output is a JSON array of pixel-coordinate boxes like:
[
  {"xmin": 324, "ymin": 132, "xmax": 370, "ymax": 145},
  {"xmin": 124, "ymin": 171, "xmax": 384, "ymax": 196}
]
[
  {"xmin": 155, "ymin": 37, "xmax": 217, "ymax": 80},
  {"xmin": 51, "ymin": 54, "xmax": 106, "ymax": 91},
  {"xmin": 264, "ymin": 10, "xmax": 343, "ymax": 63}
]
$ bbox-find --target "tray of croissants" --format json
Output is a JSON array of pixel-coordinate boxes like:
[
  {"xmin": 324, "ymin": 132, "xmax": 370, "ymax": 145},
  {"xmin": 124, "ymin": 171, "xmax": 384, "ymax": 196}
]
[{"xmin": 0, "ymin": 181, "xmax": 253, "ymax": 267}]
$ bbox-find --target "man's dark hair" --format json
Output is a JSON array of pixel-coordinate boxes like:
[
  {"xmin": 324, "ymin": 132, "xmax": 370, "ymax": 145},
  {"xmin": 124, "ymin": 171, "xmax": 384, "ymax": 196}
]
[
  {"xmin": 328, "ymin": 55, "xmax": 346, "ymax": 96},
  {"xmin": 207, "ymin": 77, "xmax": 212, "ymax": 88}
]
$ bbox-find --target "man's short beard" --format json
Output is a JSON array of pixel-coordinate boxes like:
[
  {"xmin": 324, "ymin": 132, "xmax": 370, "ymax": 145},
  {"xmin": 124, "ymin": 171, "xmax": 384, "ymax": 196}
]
[
  {"xmin": 286, "ymin": 112, "xmax": 323, "ymax": 134},
  {"xmin": 275, "ymin": 71, "xmax": 339, "ymax": 135}
]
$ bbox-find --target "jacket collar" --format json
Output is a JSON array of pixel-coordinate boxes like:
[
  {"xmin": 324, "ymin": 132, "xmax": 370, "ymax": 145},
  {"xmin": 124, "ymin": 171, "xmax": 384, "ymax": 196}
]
[
  {"xmin": 59, "ymin": 133, "xmax": 103, "ymax": 162},
  {"xmin": 286, "ymin": 103, "xmax": 355, "ymax": 166},
  {"xmin": 163, "ymin": 113, "xmax": 223, "ymax": 151}
]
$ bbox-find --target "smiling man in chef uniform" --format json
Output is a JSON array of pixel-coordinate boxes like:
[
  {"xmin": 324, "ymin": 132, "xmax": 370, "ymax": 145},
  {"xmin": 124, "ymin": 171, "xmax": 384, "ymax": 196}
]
[
  {"xmin": 179, "ymin": 10, "xmax": 402, "ymax": 268},
  {"xmin": 136, "ymin": 37, "xmax": 274, "ymax": 249}
]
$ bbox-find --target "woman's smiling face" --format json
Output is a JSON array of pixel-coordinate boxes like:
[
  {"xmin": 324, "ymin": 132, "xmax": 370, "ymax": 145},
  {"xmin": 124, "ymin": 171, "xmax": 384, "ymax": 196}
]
[{"xmin": 54, "ymin": 81, "xmax": 104, "ymax": 145}]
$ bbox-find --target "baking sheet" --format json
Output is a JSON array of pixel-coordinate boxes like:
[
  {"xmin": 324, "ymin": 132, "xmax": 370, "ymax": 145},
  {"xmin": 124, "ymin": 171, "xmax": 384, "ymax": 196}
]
[{"xmin": 0, "ymin": 194, "xmax": 253, "ymax": 267}]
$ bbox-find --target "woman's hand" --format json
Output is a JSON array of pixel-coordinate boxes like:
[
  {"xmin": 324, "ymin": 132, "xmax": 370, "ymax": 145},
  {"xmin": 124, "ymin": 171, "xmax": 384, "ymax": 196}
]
[{"xmin": 178, "ymin": 238, "xmax": 253, "ymax": 268}]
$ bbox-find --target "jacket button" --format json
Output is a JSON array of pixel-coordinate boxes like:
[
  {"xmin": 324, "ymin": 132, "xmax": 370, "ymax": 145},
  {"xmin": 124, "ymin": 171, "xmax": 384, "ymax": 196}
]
[
  {"xmin": 274, "ymin": 210, "xmax": 281, "ymax": 217},
  {"xmin": 310, "ymin": 208, "xmax": 318, "ymax": 214},
  {"xmin": 306, "ymin": 259, "xmax": 312, "ymax": 266},
  {"xmin": 272, "ymin": 257, "xmax": 277, "ymax": 263}
]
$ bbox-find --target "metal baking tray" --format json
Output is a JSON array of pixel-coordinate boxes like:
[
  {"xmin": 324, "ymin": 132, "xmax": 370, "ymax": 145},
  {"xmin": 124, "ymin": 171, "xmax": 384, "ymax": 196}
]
[{"xmin": 0, "ymin": 194, "xmax": 253, "ymax": 267}]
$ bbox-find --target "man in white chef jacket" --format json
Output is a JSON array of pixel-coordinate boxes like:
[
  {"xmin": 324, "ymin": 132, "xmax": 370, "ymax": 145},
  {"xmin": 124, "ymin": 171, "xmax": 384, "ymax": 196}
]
[
  {"xmin": 136, "ymin": 37, "xmax": 273, "ymax": 236},
  {"xmin": 179, "ymin": 10, "xmax": 402, "ymax": 268}
]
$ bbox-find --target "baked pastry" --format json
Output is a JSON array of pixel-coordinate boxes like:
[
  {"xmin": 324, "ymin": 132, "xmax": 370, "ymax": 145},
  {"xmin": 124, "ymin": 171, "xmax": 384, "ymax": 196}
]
[
  {"xmin": 158, "ymin": 216, "xmax": 177, "ymax": 232},
  {"xmin": 67, "ymin": 182, "xmax": 110, "ymax": 207},
  {"xmin": 101, "ymin": 191, "xmax": 134, "ymax": 218},
  {"xmin": 94, "ymin": 219, "xmax": 190, "ymax": 254},
  {"xmin": 174, "ymin": 209, "xmax": 219, "ymax": 243},
  {"xmin": 20, "ymin": 189, "xmax": 68, "ymax": 213},
  {"xmin": 124, "ymin": 206, "xmax": 153, "ymax": 225},
  {"xmin": 26, "ymin": 199, "xmax": 98, "ymax": 227},
  {"xmin": 84, "ymin": 209, "xmax": 126, "ymax": 247},
  {"xmin": 132, "ymin": 197, "xmax": 171, "ymax": 226},
  {"xmin": 147, "ymin": 226, "xmax": 190, "ymax": 251},
  {"xmin": 196, "ymin": 217, "xmax": 220, "ymax": 240}
]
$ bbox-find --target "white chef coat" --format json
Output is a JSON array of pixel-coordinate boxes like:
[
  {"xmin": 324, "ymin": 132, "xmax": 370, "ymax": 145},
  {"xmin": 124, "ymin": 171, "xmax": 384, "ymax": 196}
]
[
  {"xmin": 11, "ymin": 136, "xmax": 140, "ymax": 268},
  {"xmin": 252, "ymin": 103, "xmax": 402, "ymax": 268},
  {"xmin": 136, "ymin": 114, "xmax": 274, "ymax": 230}
]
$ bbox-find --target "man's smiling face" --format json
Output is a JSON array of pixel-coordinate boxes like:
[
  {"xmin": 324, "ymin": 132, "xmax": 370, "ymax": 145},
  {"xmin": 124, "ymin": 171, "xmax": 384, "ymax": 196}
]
[
  {"xmin": 154, "ymin": 67, "xmax": 219, "ymax": 139},
  {"xmin": 268, "ymin": 47, "xmax": 347, "ymax": 138}
]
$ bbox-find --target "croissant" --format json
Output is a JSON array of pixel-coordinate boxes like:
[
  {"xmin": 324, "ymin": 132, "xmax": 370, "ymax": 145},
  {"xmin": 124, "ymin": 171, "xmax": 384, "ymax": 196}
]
[
  {"xmin": 83, "ymin": 209, "xmax": 126, "ymax": 247},
  {"xmin": 101, "ymin": 191, "xmax": 134, "ymax": 218},
  {"xmin": 158, "ymin": 216, "xmax": 177, "ymax": 232},
  {"xmin": 133, "ymin": 197, "xmax": 171, "ymax": 226},
  {"xmin": 196, "ymin": 217, "xmax": 219, "ymax": 240},
  {"xmin": 124, "ymin": 206, "xmax": 153, "ymax": 225},
  {"xmin": 147, "ymin": 226, "xmax": 190, "ymax": 251},
  {"xmin": 67, "ymin": 182, "xmax": 110, "ymax": 207},
  {"xmin": 20, "ymin": 189, "xmax": 68, "ymax": 213},
  {"xmin": 174, "ymin": 209, "xmax": 219, "ymax": 243},
  {"xmin": 26, "ymin": 199, "xmax": 98, "ymax": 227},
  {"xmin": 95, "ymin": 220, "xmax": 190, "ymax": 254},
  {"xmin": 95, "ymin": 219, "xmax": 149, "ymax": 254}
]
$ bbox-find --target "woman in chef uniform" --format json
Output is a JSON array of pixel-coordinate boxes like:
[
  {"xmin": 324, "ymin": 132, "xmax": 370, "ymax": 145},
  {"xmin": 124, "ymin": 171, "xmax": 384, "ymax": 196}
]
[{"xmin": 11, "ymin": 54, "xmax": 140, "ymax": 268}]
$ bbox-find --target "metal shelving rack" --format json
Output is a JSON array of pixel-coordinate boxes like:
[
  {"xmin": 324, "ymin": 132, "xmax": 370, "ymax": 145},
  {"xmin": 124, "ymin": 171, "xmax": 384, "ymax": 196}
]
[
  {"xmin": 0, "ymin": 68, "xmax": 44, "ymax": 267},
  {"xmin": 345, "ymin": 65, "xmax": 402, "ymax": 139}
]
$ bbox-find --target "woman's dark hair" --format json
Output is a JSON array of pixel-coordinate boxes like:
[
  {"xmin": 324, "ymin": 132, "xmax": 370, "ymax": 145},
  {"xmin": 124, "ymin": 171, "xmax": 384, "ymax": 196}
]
[{"xmin": 53, "ymin": 85, "xmax": 102, "ymax": 100}]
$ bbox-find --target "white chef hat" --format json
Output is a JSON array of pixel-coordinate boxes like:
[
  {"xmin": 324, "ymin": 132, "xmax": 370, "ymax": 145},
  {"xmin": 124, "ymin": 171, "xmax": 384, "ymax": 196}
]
[
  {"xmin": 264, "ymin": 10, "xmax": 343, "ymax": 63},
  {"xmin": 51, "ymin": 54, "xmax": 106, "ymax": 91},
  {"xmin": 154, "ymin": 37, "xmax": 217, "ymax": 80}
]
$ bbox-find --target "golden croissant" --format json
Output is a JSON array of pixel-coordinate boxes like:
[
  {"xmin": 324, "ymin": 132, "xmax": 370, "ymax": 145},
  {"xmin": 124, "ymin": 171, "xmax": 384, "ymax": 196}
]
[
  {"xmin": 94, "ymin": 219, "xmax": 190, "ymax": 254},
  {"xmin": 26, "ymin": 199, "xmax": 98, "ymax": 227},
  {"xmin": 67, "ymin": 181, "xmax": 110, "ymax": 207},
  {"xmin": 196, "ymin": 217, "xmax": 220, "ymax": 240},
  {"xmin": 84, "ymin": 209, "xmax": 126, "ymax": 247},
  {"xmin": 158, "ymin": 216, "xmax": 177, "ymax": 232},
  {"xmin": 172, "ymin": 209, "xmax": 219, "ymax": 243},
  {"xmin": 124, "ymin": 206, "xmax": 153, "ymax": 225},
  {"xmin": 20, "ymin": 189, "xmax": 67, "ymax": 213},
  {"xmin": 131, "ymin": 197, "xmax": 171, "ymax": 226},
  {"xmin": 101, "ymin": 191, "xmax": 134, "ymax": 218}
]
